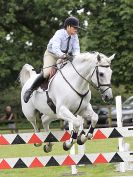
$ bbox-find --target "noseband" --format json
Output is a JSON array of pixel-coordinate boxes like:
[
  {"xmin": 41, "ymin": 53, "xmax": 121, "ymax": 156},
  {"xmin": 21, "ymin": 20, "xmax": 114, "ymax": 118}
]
[{"xmin": 90, "ymin": 65, "xmax": 111, "ymax": 94}]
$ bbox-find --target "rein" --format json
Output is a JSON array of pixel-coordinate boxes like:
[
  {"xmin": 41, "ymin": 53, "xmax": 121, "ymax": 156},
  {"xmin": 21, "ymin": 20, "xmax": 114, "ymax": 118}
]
[
  {"xmin": 57, "ymin": 59, "xmax": 111, "ymax": 114},
  {"xmin": 57, "ymin": 67, "xmax": 89, "ymax": 114},
  {"xmin": 70, "ymin": 61, "xmax": 111, "ymax": 94},
  {"xmin": 43, "ymin": 57, "xmax": 111, "ymax": 114},
  {"xmin": 70, "ymin": 61, "xmax": 97, "ymax": 89}
]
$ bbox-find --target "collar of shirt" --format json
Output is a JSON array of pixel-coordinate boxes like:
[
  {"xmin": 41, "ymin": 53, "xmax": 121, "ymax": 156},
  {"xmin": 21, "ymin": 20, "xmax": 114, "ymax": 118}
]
[
  {"xmin": 63, "ymin": 29, "xmax": 71, "ymax": 39},
  {"xmin": 62, "ymin": 29, "xmax": 78, "ymax": 40}
]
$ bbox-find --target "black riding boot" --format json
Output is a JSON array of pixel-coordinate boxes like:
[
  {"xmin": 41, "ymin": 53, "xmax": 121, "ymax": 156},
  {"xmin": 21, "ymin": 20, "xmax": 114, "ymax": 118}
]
[{"xmin": 23, "ymin": 73, "xmax": 45, "ymax": 103}]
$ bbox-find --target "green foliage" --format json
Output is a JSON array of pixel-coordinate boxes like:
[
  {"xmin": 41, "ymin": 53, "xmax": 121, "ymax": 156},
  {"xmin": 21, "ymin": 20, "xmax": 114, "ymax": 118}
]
[
  {"xmin": 83, "ymin": 0, "xmax": 133, "ymax": 89},
  {"xmin": 0, "ymin": 84, "xmax": 21, "ymax": 116}
]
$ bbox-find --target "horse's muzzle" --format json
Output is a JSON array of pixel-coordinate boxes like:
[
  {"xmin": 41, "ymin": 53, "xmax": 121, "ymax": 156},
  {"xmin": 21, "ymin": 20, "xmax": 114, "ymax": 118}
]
[{"xmin": 102, "ymin": 94, "xmax": 113, "ymax": 104}]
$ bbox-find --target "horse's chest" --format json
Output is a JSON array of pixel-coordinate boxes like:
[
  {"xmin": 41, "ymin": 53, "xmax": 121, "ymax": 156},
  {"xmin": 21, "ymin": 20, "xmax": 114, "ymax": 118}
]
[{"xmin": 65, "ymin": 96, "xmax": 88, "ymax": 113}]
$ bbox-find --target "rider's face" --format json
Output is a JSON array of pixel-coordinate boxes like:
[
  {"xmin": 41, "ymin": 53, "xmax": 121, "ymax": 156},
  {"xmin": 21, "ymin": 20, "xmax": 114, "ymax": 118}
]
[{"xmin": 66, "ymin": 26, "xmax": 78, "ymax": 35}]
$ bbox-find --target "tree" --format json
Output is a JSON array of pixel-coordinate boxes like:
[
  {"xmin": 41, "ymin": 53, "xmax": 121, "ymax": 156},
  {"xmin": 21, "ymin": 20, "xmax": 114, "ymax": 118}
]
[
  {"xmin": 0, "ymin": 0, "xmax": 87, "ymax": 112},
  {"xmin": 81, "ymin": 0, "xmax": 133, "ymax": 91},
  {"xmin": 0, "ymin": 0, "xmax": 84, "ymax": 89}
]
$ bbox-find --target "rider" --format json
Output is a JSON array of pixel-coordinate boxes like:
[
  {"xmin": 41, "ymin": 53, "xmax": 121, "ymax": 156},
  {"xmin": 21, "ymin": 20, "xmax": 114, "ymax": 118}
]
[{"xmin": 23, "ymin": 16, "xmax": 81, "ymax": 103}]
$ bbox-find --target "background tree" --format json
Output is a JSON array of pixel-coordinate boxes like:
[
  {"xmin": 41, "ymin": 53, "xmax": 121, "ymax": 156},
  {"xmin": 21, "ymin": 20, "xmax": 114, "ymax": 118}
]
[
  {"xmin": 0, "ymin": 0, "xmax": 133, "ymax": 113},
  {"xmin": 81, "ymin": 0, "xmax": 133, "ymax": 91}
]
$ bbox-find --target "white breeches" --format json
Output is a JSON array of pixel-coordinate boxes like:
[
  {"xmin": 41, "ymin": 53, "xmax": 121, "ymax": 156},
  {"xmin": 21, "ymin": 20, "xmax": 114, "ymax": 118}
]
[{"xmin": 43, "ymin": 50, "xmax": 57, "ymax": 78}]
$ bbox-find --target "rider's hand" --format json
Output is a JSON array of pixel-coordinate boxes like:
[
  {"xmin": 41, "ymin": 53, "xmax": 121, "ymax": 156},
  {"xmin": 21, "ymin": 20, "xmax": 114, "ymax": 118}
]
[
  {"xmin": 61, "ymin": 54, "xmax": 67, "ymax": 60},
  {"xmin": 66, "ymin": 54, "xmax": 73, "ymax": 61},
  {"xmin": 61, "ymin": 54, "xmax": 73, "ymax": 61},
  {"xmin": 49, "ymin": 67, "xmax": 57, "ymax": 78},
  {"xmin": 56, "ymin": 59, "xmax": 64, "ymax": 65}
]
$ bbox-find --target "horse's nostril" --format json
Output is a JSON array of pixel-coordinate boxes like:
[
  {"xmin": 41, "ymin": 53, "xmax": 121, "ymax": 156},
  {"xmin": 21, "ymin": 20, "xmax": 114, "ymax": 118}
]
[
  {"xmin": 103, "ymin": 95, "xmax": 110, "ymax": 103},
  {"xmin": 105, "ymin": 95, "xmax": 108, "ymax": 100},
  {"xmin": 104, "ymin": 95, "xmax": 113, "ymax": 104}
]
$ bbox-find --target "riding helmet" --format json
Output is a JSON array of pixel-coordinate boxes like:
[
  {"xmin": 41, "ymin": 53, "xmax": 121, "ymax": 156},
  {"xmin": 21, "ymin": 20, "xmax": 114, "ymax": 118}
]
[{"xmin": 64, "ymin": 16, "xmax": 80, "ymax": 29}]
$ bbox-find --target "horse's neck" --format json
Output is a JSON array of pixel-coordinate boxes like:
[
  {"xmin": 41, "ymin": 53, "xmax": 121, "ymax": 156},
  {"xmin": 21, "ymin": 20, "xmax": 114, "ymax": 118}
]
[
  {"xmin": 63, "ymin": 58, "xmax": 96, "ymax": 92},
  {"xmin": 72, "ymin": 57, "xmax": 96, "ymax": 80}
]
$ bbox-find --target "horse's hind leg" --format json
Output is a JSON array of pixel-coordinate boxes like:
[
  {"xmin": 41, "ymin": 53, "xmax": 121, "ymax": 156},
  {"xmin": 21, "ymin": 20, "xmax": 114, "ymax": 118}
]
[
  {"xmin": 41, "ymin": 115, "xmax": 54, "ymax": 153},
  {"xmin": 30, "ymin": 117, "xmax": 39, "ymax": 133},
  {"xmin": 22, "ymin": 105, "xmax": 42, "ymax": 146},
  {"xmin": 22, "ymin": 102, "xmax": 39, "ymax": 132},
  {"xmin": 30, "ymin": 115, "xmax": 43, "ymax": 147},
  {"xmin": 41, "ymin": 115, "xmax": 51, "ymax": 132}
]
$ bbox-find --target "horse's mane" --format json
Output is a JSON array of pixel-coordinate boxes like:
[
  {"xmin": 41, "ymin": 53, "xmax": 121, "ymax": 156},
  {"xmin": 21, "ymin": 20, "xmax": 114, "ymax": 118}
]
[
  {"xmin": 74, "ymin": 52, "xmax": 111, "ymax": 65},
  {"xmin": 74, "ymin": 52, "xmax": 96, "ymax": 60}
]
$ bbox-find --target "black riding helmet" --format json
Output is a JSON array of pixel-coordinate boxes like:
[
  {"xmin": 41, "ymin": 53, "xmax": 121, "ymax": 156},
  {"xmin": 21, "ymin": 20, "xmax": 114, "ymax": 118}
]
[{"xmin": 64, "ymin": 16, "xmax": 80, "ymax": 29}]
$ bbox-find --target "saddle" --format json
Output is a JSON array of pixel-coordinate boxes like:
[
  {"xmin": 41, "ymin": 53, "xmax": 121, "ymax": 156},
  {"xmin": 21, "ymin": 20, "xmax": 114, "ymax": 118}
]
[
  {"xmin": 39, "ymin": 67, "xmax": 58, "ymax": 114},
  {"xmin": 40, "ymin": 67, "xmax": 57, "ymax": 91},
  {"xmin": 40, "ymin": 59, "xmax": 68, "ymax": 91},
  {"xmin": 39, "ymin": 60, "xmax": 69, "ymax": 114}
]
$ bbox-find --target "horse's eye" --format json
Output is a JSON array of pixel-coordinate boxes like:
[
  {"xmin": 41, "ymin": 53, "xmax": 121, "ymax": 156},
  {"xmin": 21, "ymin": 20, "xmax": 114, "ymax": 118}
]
[{"xmin": 99, "ymin": 72, "xmax": 104, "ymax": 77}]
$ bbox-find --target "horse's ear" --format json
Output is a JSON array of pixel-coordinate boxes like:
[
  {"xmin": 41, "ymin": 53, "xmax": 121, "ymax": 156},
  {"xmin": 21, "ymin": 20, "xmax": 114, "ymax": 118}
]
[
  {"xmin": 109, "ymin": 54, "xmax": 115, "ymax": 61},
  {"xmin": 97, "ymin": 54, "xmax": 101, "ymax": 62}
]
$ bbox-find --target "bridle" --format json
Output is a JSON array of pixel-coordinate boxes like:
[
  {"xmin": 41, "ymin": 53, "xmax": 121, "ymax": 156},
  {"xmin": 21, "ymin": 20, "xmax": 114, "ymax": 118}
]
[
  {"xmin": 90, "ymin": 65, "xmax": 111, "ymax": 94},
  {"xmin": 70, "ymin": 61, "xmax": 111, "ymax": 95},
  {"xmin": 57, "ymin": 58, "xmax": 111, "ymax": 114}
]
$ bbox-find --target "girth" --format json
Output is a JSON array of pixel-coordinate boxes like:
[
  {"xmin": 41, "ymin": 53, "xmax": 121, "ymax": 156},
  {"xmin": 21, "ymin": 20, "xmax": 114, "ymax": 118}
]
[{"xmin": 46, "ymin": 91, "xmax": 56, "ymax": 114}]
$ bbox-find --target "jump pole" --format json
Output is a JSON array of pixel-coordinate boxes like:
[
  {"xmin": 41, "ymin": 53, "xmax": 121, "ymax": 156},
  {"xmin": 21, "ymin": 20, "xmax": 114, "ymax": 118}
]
[
  {"xmin": 116, "ymin": 96, "xmax": 126, "ymax": 172},
  {"xmin": 69, "ymin": 122, "xmax": 77, "ymax": 175},
  {"xmin": 69, "ymin": 116, "xmax": 85, "ymax": 175}
]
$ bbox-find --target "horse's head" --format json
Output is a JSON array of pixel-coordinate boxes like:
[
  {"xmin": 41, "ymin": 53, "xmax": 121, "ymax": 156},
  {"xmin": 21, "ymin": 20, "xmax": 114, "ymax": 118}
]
[
  {"xmin": 90, "ymin": 52, "xmax": 115, "ymax": 103},
  {"xmin": 19, "ymin": 64, "xmax": 36, "ymax": 87}
]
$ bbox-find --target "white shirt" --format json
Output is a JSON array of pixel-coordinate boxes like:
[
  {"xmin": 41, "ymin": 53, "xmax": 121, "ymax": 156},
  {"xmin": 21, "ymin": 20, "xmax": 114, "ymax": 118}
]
[{"xmin": 47, "ymin": 29, "xmax": 80, "ymax": 58}]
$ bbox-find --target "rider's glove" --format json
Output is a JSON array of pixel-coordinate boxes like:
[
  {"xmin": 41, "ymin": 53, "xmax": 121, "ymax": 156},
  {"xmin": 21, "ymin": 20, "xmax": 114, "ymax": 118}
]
[{"xmin": 61, "ymin": 54, "xmax": 73, "ymax": 61}]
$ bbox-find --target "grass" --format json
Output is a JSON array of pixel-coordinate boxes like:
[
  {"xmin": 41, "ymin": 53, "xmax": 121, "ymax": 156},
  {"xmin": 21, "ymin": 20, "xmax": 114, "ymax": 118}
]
[{"xmin": 0, "ymin": 132, "xmax": 133, "ymax": 177}]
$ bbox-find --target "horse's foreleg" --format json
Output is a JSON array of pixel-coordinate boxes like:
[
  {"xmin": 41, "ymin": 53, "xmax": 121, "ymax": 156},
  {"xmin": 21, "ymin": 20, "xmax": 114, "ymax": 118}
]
[
  {"xmin": 58, "ymin": 105, "xmax": 81, "ymax": 129},
  {"xmin": 87, "ymin": 111, "xmax": 98, "ymax": 139},
  {"xmin": 77, "ymin": 104, "xmax": 98, "ymax": 145},
  {"xmin": 57, "ymin": 106, "xmax": 82, "ymax": 151}
]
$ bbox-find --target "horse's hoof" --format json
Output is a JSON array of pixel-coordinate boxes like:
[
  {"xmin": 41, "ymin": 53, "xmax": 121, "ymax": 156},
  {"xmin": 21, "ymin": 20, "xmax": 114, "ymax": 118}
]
[
  {"xmin": 77, "ymin": 136, "xmax": 84, "ymax": 145},
  {"xmin": 77, "ymin": 130, "xmax": 86, "ymax": 145},
  {"xmin": 43, "ymin": 144, "xmax": 52, "ymax": 153},
  {"xmin": 63, "ymin": 142, "xmax": 70, "ymax": 151},
  {"xmin": 87, "ymin": 133, "xmax": 93, "ymax": 139},
  {"xmin": 34, "ymin": 143, "xmax": 42, "ymax": 147}
]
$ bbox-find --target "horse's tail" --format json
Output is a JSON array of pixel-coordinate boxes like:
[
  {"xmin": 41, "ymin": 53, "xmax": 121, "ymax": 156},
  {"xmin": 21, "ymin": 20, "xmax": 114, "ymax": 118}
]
[{"xmin": 19, "ymin": 64, "xmax": 36, "ymax": 87}]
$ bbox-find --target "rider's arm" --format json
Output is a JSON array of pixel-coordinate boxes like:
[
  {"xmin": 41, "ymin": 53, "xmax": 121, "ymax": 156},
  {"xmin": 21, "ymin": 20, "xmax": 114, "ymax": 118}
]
[{"xmin": 48, "ymin": 30, "xmax": 65, "ymax": 58}]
